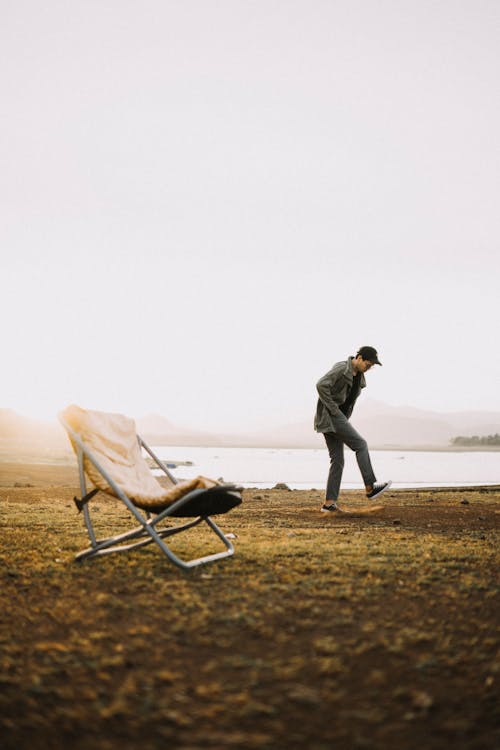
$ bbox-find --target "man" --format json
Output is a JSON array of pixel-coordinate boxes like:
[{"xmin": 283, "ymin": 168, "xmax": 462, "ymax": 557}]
[{"xmin": 314, "ymin": 346, "xmax": 392, "ymax": 512}]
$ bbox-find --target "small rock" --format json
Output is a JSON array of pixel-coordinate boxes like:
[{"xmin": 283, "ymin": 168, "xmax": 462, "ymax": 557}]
[
  {"xmin": 273, "ymin": 483, "xmax": 291, "ymax": 491},
  {"xmin": 411, "ymin": 690, "xmax": 434, "ymax": 710},
  {"xmin": 461, "ymin": 499, "xmax": 470, "ymax": 505},
  {"xmin": 393, "ymin": 519, "xmax": 402, "ymax": 525},
  {"xmin": 286, "ymin": 684, "xmax": 321, "ymax": 705}
]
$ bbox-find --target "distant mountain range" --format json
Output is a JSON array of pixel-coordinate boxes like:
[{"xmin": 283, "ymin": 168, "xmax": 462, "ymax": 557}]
[
  {"xmin": 1, "ymin": 401, "xmax": 500, "ymax": 461},
  {"xmin": 0, "ymin": 409, "xmax": 70, "ymax": 462},
  {"xmin": 248, "ymin": 400, "xmax": 500, "ymax": 449}
]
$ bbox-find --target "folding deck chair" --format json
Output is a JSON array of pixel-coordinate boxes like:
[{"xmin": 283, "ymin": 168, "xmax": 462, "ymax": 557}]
[{"xmin": 59, "ymin": 405, "xmax": 242, "ymax": 571}]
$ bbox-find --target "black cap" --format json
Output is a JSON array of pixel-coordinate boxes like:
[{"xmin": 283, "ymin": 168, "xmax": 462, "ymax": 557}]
[{"xmin": 357, "ymin": 346, "xmax": 382, "ymax": 365}]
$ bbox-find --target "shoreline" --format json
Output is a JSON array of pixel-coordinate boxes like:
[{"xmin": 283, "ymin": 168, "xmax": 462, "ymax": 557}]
[
  {"xmin": 371, "ymin": 444, "xmax": 500, "ymax": 452},
  {"xmin": 0, "ymin": 461, "xmax": 499, "ymax": 493},
  {"xmin": 3, "ymin": 442, "xmax": 499, "ymax": 461}
]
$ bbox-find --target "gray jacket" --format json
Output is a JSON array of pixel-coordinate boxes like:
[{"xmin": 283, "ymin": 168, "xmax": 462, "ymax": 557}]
[{"xmin": 314, "ymin": 357, "xmax": 366, "ymax": 433}]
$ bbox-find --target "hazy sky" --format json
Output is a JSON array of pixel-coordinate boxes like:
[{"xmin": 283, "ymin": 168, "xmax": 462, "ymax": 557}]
[{"xmin": 2, "ymin": 1, "xmax": 499, "ymax": 431}]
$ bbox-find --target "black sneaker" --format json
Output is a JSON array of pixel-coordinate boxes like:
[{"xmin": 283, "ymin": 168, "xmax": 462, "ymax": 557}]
[
  {"xmin": 366, "ymin": 480, "xmax": 392, "ymax": 500},
  {"xmin": 321, "ymin": 503, "xmax": 341, "ymax": 513}
]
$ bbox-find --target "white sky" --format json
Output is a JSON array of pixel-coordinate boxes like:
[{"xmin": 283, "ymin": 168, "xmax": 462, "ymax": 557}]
[{"xmin": 2, "ymin": 0, "xmax": 499, "ymax": 431}]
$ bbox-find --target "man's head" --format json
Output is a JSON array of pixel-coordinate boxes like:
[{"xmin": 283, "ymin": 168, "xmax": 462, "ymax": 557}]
[{"xmin": 353, "ymin": 346, "xmax": 382, "ymax": 373}]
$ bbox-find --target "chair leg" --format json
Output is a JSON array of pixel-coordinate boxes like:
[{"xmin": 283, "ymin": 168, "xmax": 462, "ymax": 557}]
[{"xmin": 75, "ymin": 504, "xmax": 235, "ymax": 570}]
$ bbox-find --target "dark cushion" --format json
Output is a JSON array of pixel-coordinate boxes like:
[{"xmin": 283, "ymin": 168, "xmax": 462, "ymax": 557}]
[{"xmin": 170, "ymin": 486, "xmax": 243, "ymax": 517}]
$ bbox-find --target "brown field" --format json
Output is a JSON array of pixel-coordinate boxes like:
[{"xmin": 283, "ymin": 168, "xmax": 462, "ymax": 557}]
[{"xmin": 0, "ymin": 463, "xmax": 499, "ymax": 750}]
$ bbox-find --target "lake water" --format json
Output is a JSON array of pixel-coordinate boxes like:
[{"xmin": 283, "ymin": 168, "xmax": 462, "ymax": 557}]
[{"xmin": 151, "ymin": 445, "xmax": 500, "ymax": 490}]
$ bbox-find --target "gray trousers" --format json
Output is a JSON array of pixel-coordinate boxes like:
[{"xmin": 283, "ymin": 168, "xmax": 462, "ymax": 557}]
[{"xmin": 323, "ymin": 417, "xmax": 377, "ymax": 501}]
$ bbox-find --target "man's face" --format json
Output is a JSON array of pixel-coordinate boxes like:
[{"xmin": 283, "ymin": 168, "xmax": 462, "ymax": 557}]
[{"xmin": 355, "ymin": 356, "xmax": 375, "ymax": 373}]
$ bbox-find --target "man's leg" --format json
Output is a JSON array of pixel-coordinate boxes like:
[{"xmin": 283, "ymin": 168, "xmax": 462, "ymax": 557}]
[
  {"xmin": 324, "ymin": 432, "xmax": 345, "ymax": 501},
  {"xmin": 330, "ymin": 416, "xmax": 377, "ymax": 490}
]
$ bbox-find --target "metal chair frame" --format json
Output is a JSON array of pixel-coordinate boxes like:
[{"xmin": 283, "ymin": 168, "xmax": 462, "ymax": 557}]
[{"xmin": 60, "ymin": 417, "xmax": 241, "ymax": 571}]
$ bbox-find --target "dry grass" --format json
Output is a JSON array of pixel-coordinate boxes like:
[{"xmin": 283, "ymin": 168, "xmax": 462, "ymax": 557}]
[{"xmin": 0, "ymin": 464, "xmax": 499, "ymax": 750}]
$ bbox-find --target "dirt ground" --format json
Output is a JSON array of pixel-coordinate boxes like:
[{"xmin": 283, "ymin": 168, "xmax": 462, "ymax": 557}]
[{"xmin": 0, "ymin": 462, "xmax": 499, "ymax": 750}]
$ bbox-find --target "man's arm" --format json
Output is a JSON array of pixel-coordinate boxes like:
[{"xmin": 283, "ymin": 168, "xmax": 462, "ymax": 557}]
[{"xmin": 316, "ymin": 368, "xmax": 345, "ymax": 419}]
